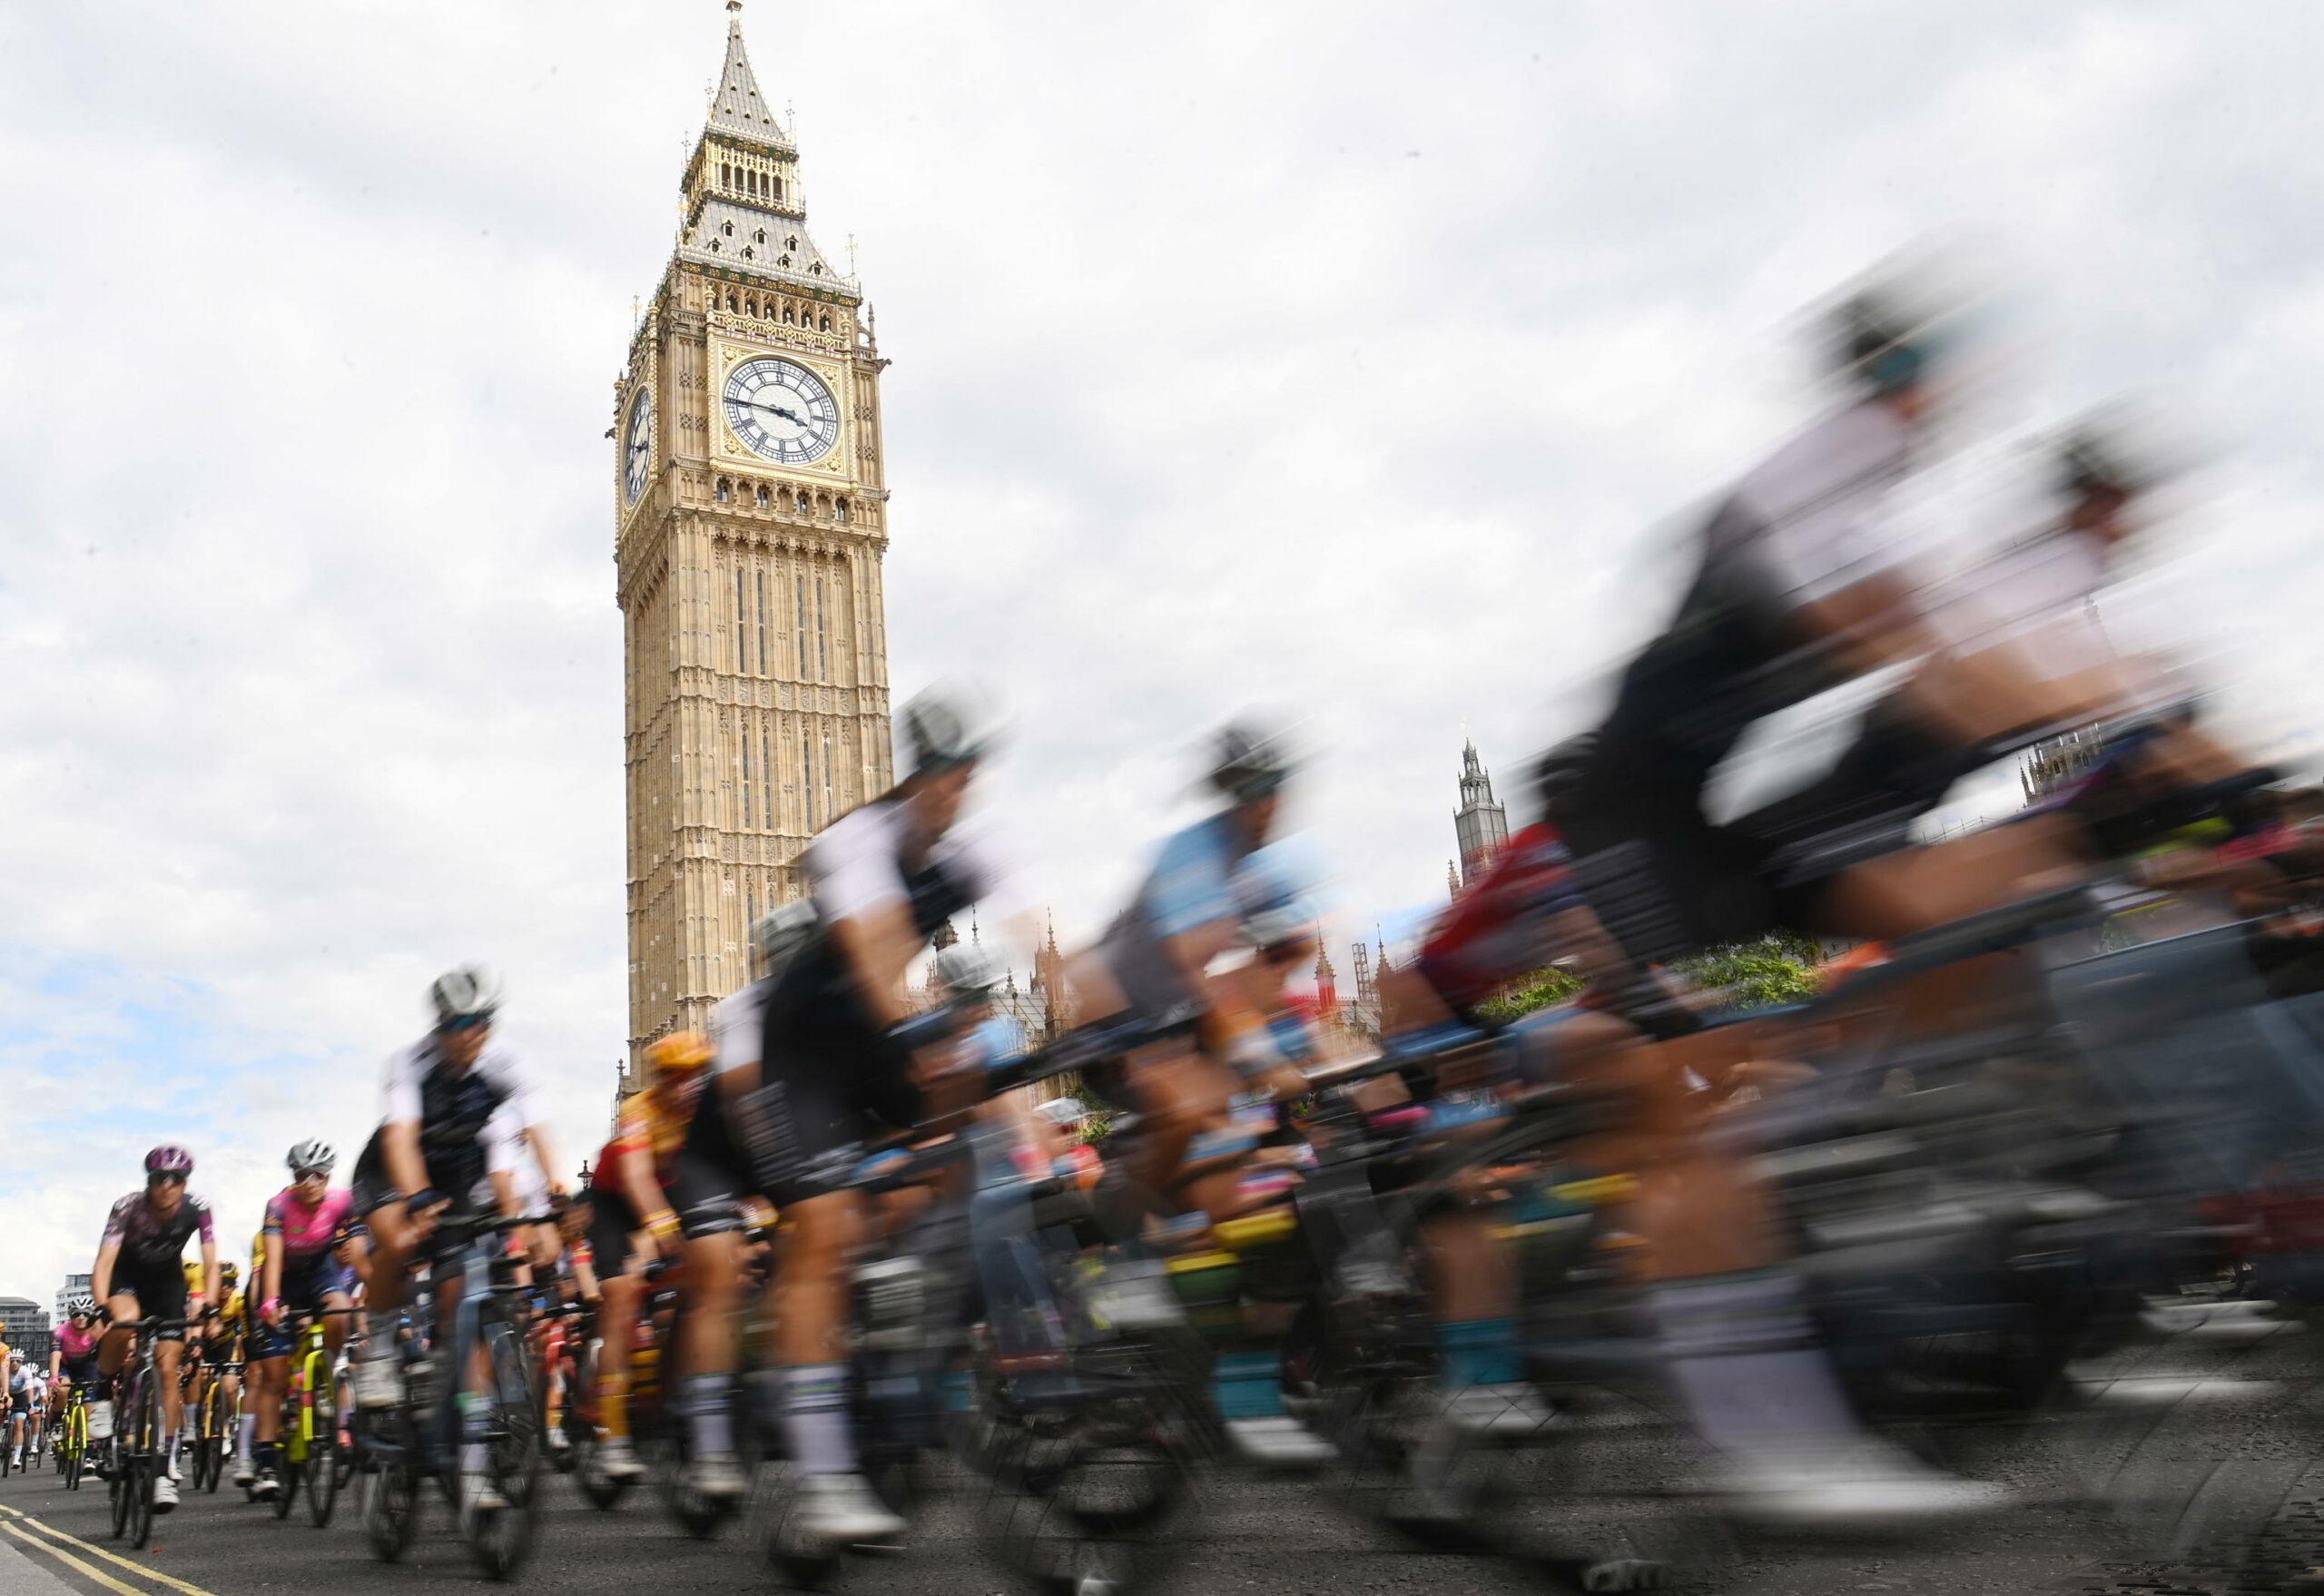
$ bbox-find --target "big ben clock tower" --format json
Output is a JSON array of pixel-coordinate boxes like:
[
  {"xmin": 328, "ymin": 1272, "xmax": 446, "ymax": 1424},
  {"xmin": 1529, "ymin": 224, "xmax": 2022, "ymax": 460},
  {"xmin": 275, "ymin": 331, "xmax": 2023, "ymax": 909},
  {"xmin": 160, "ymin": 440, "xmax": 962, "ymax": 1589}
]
[{"xmin": 615, "ymin": 0, "xmax": 894, "ymax": 1069}]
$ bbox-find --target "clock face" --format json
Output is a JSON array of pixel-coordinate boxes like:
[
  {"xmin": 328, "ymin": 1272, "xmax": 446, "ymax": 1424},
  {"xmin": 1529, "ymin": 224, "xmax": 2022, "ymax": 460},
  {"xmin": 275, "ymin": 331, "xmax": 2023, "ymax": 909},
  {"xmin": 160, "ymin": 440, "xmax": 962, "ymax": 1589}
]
[
  {"xmin": 624, "ymin": 389, "xmax": 653, "ymax": 504},
  {"xmin": 723, "ymin": 358, "xmax": 841, "ymax": 466}
]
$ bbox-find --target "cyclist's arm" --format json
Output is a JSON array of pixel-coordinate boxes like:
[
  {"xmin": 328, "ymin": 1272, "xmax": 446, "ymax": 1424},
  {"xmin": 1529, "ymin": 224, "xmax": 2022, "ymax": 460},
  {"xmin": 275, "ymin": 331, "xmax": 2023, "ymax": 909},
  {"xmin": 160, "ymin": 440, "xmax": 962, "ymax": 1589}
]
[
  {"xmin": 91, "ymin": 1239, "xmax": 120, "ymax": 1306},
  {"xmin": 381, "ymin": 1118, "xmax": 429, "ymax": 1207},
  {"xmin": 617, "ymin": 1139, "xmax": 674, "ymax": 1239},
  {"xmin": 489, "ymin": 1167, "xmax": 518, "ymax": 1218},
  {"xmin": 199, "ymin": 1236, "xmax": 218, "ymax": 1313},
  {"xmin": 524, "ymin": 1121, "xmax": 566, "ymax": 1202}
]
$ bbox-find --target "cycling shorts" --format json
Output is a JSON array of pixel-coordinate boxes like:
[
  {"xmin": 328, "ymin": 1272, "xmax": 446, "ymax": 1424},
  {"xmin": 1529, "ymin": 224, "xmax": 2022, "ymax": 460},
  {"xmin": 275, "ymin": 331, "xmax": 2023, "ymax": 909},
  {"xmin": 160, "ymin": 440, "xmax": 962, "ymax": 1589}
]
[
  {"xmin": 111, "ymin": 1256, "xmax": 192, "ymax": 1339},
  {"xmin": 587, "ymin": 1184, "xmax": 643, "ymax": 1275},
  {"xmin": 667, "ymin": 1088, "xmax": 754, "ymax": 1241},
  {"xmin": 733, "ymin": 1037, "xmax": 921, "ymax": 1211},
  {"xmin": 202, "ymin": 1329, "xmax": 240, "ymax": 1368},
  {"xmin": 61, "ymin": 1357, "xmax": 99, "ymax": 1387},
  {"xmin": 248, "ymin": 1256, "xmax": 352, "ymax": 1361}
]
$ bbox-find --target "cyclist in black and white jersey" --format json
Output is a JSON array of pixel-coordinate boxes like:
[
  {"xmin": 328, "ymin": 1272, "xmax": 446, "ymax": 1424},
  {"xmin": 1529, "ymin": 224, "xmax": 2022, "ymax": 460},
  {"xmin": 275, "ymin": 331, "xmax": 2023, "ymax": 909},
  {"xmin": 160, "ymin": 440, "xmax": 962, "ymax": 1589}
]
[
  {"xmin": 678, "ymin": 684, "xmax": 1017, "ymax": 1540},
  {"xmin": 347, "ymin": 965, "xmax": 566, "ymax": 1440}
]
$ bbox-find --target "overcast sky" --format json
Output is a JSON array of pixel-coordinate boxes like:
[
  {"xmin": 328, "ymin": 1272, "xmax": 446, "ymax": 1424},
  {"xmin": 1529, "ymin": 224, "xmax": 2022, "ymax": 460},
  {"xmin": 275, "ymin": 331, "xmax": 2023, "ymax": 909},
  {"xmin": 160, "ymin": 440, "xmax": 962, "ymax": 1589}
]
[{"xmin": 4, "ymin": 1, "xmax": 2319, "ymax": 1302}]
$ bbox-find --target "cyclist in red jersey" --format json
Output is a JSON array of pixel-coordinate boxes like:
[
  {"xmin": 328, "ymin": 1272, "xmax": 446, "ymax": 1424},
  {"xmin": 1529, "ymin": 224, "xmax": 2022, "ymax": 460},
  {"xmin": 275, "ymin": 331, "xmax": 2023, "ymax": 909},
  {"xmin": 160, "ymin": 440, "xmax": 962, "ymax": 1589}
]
[{"xmin": 587, "ymin": 1031, "xmax": 714, "ymax": 1483}]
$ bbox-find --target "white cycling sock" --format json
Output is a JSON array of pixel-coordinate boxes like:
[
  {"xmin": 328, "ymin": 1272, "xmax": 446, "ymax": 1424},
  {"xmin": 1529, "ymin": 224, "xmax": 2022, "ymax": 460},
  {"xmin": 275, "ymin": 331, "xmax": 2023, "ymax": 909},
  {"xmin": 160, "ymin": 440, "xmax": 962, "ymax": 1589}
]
[
  {"xmin": 779, "ymin": 1364, "xmax": 854, "ymax": 1477},
  {"xmin": 1653, "ymin": 1270, "xmax": 1861, "ymax": 1455},
  {"xmin": 682, "ymin": 1374, "xmax": 734, "ymax": 1459},
  {"xmin": 238, "ymin": 1414, "xmax": 256, "ymax": 1459},
  {"xmin": 163, "ymin": 1431, "xmax": 181, "ymax": 1468}
]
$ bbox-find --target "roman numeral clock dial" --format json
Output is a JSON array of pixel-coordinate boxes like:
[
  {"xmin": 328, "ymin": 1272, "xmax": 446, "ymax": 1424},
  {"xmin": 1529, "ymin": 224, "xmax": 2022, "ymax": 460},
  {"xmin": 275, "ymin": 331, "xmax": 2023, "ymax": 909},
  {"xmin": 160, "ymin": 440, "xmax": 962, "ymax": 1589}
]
[{"xmin": 722, "ymin": 357, "xmax": 842, "ymax": 466}]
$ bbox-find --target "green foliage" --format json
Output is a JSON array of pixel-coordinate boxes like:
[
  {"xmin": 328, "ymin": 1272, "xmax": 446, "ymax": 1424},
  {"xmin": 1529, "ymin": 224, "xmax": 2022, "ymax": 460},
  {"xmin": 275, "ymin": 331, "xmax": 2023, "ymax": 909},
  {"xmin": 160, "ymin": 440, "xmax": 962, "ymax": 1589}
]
[
  {"xmin": 1475, "ymin": 931, "xmax": 1821, "ymax": 1022},
  {"xmin": 1075, "ymin": 1110, "xmax": 1115, "ymax": 1146},
  {"xmin": 1473, "ymin": 964, "xmax": 1586, "ymax": 1023},
  {"xmin": 1670, "ymin": 931, "xmax": 1823, "ymax": 1010}
]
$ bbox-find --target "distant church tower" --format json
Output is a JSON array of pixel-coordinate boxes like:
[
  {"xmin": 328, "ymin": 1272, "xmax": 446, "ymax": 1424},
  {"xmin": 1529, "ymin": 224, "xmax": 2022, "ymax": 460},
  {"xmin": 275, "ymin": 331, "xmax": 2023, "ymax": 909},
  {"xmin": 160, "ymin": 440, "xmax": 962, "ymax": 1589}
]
[
  {"xmin": 615, "ymin": 1, "xmax": 896, "ymax": 1069},
  {"xmin": 1452, "ymin": 740, "xmax": 1511, "ymax": 889}
]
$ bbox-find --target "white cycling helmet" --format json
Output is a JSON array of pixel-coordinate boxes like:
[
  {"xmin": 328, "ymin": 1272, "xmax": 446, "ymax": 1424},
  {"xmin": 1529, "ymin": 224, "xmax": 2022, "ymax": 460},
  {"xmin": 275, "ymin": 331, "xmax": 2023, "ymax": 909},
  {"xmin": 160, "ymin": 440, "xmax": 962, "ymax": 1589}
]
[
  {"xmin": 930, "ymin": 942, "xmax": 1008, "ymax": 1000},
  {"xmin": 288, "ymin": 1139, "xmax": 337, "ymax": 1176},
  {"xmin": 896, "ymin": 682, "xmax": 1003, "ymax": 783},
  {"xmin": 753, "ymin": 900, "xmax": 818, "ymax": 967},
  {"xmin": 429, "ymin": 963, "xmax": 503, "ymax": 1027},
  {"xmin": 68, "ymin": 1295, "xmax": 95, "ymax": 1317}
]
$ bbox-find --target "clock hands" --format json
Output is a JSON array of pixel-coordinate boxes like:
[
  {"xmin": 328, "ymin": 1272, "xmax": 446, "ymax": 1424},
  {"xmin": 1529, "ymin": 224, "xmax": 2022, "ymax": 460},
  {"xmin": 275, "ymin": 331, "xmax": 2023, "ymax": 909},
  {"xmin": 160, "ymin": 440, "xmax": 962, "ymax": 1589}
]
[{"xmin": 730, "ymin": 395, "xmax": 817, "ymax": 429}]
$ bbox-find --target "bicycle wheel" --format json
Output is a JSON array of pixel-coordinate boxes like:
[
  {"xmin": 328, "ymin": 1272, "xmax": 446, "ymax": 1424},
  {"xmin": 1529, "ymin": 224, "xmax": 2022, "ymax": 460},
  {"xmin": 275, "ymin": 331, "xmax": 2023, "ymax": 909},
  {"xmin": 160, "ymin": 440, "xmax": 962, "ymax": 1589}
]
[
  {"xmin": 356, "ymin": 1424, "xmax": 419, "ymax": 1563},
  {"xmin": 129, "ymin": 1380, "xmax": 159, "ymax": 1550},
  {"xmin": 467, "ymin": 1308, "xmax": 546, "ymax": 1580},
  {"xmin": 273, "ymin": 1390, "xmax": 302, "ymax": 1520},
  {"xmin": 307, "ymin": 1352, "xmax": 342, "ymax": 1527}
]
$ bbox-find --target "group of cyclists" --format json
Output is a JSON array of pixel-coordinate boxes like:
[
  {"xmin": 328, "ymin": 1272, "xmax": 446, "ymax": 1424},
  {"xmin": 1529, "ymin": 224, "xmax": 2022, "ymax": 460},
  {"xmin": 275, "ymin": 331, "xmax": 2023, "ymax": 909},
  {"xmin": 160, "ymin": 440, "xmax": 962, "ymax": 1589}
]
[{"xmin": 16, "ymin": 266, "xmax": 2321, "ymax": 1590}]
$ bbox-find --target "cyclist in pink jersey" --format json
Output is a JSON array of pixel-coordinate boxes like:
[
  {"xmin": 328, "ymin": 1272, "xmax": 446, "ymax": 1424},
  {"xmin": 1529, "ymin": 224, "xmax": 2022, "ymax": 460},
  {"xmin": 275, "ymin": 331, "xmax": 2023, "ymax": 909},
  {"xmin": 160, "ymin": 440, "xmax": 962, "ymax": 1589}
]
[{"xmin": 244, "ymin": 1140, "xmax": 356, "ymax": 1499}]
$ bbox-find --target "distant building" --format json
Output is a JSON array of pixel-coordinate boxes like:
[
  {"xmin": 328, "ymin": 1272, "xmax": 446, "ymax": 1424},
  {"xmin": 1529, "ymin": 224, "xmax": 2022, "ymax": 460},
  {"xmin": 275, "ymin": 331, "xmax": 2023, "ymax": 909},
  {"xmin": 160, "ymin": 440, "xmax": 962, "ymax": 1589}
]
[
  {"xmin": 54, "ymin": 1275, "xmax": 91, "ymax": 1324},
  {"xmin": 0, "ymin": 1297, "xmax": 50, "ymax": 1362},
  {"xmin": 1453, "ymin": 740, "xmax": 1511, "ymax": 890},
  {"xmin": 2022, "ymin": 728, "xmax": 2104, "ymax": 804}
]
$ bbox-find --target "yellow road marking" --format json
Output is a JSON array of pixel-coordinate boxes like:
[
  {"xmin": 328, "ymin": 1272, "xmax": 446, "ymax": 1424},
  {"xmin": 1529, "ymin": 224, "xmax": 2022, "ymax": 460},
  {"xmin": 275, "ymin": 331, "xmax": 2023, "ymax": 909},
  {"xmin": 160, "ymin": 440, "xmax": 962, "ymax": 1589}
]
[
  {"xmin": 0, "ymin": 1504, "xmax": 223, "ymax": 1596},
  {"xmin": 2, "ymin": 1522, "xmax": 151, "ymax": 1596}
]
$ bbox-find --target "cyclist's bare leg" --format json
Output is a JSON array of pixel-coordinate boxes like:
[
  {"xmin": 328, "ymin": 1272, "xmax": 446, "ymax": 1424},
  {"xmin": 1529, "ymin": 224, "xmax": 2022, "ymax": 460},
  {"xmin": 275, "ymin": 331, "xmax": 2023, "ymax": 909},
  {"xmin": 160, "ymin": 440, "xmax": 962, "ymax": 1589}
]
[
  {"xmin": 97, "ymin": 1293, "xmax": 142, "ymax": 1379},
  {"xmin": 361, "ymin": 1201, "xmax": 418, "ymax": 1319},
  {"xmin": 596, "ymin": 1270, "xmax": 642, "ymax": 1440},
  {"xmin": 768, "ymin": 1189, "xmax": 865, "ymax": 1476}
]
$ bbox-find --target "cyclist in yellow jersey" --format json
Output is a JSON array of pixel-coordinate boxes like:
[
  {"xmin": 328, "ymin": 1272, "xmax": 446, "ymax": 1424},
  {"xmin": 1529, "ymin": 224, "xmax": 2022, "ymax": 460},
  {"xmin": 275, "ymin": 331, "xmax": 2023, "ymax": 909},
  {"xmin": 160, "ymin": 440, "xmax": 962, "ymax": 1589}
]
[{"xmin": 190, "ymin": 1261, "xmax": 242, "ymax": 1477}]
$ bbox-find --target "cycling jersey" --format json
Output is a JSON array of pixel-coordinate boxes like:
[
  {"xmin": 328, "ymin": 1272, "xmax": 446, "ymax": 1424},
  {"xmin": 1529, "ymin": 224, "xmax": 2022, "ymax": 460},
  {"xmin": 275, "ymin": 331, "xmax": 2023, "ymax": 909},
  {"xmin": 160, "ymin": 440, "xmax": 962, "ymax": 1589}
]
[
  {"xmin": 375, "ymin": 1034, "xmax": 541, "ymax": 1204},
  {"xmin": 1566, "ymin": 399, "xmax": 1925, "ymax": 957},
  {"xmin": 1419, "ymin": 823, "xmax": 1590, "ymax": 1013},
  {"xmin": 720, "ymin": 796, "xmax": 1006, "ymax": 1210},
  {"xmin": 1102, "ymin": 811, "xmax": 1296, "ymax": 1020},
  {"xmin": 54, "ymin": 1324, "xmax": 96, "ymax": 1364},
  {"xmin": 710, "ymin": 978, "xmax": 771, "ymax": 1077},
  {"xmin": 103, "ymin": 1190, "xmax": 216, "ymax": 1271},
  {"xmin": 264, "ymin": 1185, "xmax": 353, "ymax": 1263}
]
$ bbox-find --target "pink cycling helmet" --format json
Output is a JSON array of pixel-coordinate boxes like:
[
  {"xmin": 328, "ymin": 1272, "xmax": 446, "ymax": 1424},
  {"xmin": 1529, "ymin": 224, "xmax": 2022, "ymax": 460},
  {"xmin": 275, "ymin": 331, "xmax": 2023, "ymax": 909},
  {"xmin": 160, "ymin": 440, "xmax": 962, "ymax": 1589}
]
[{"xmin": 144, "ymin": 1144, "xmax": 195, "ymax": 1176}]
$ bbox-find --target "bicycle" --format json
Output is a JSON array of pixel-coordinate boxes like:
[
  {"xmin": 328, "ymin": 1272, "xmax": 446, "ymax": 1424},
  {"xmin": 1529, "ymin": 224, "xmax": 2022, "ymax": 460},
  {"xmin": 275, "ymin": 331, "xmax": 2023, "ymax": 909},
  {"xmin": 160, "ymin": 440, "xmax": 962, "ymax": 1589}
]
[
  {"xmin": 268, "ymin": 1307, "xmax": 358, "ymax": 1526},
  {"xmin": 566, "ymin": 1257, "xmax": 676, "ymax": 1513},
  {"xmin": 352, "ymin": 1211, "xmax": 553, "ymax": 1579},
  {"xmin": 104, "ymin": 1316, "xmax": 188, "ymax": 1549},
  {"xmin": 57, "ymin": 1384, "xmax": 90, "ymax": 1491},
  {"xmin": 192, "ymin": 1359, "xmax": 241, "ymax": 1493}
]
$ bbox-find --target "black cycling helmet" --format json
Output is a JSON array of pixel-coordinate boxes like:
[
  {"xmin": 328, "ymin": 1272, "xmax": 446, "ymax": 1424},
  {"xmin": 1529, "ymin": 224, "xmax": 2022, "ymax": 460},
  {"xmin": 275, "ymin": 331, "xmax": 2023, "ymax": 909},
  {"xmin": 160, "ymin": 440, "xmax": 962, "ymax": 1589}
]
[
  {"xmin": 1210, "ymin": 720, "xmax": 1297, "ymax": 805},
  {"xmin": 1829, "ymin": 291, "xmax": 1935, "ymax": 396},
  {"xmin": 1531, "ymin": 733, "xmax": 1599, "ymax": 823}
]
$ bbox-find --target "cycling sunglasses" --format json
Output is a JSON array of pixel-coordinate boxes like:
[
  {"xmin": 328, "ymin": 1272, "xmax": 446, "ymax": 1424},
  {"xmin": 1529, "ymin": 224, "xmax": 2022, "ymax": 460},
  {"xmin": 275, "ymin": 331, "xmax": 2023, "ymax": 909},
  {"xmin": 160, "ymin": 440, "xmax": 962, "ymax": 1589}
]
[
  {"xmin": 441, "ymin": 1013, "xmax": 492, "ymax": 1034},
  {"xmin": 146, "ymin": 1171, "xmax": 189, "ymax": 1186},
  {"xmin": 293, "ymin": 1167, "xmax": 330, "ymax": 1181}
]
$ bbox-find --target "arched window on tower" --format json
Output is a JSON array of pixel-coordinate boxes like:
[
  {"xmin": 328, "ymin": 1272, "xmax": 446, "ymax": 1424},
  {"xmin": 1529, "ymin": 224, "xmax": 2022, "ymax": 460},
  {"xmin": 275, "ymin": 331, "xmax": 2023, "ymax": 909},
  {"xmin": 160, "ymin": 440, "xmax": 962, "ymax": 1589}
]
[
  {"xmin": 785, "ymin": 235, "xmax": 798, "ymax": 251},
  {"xmin": 754, "ymin": 482, "xmax": 770, "ymax": 508},
  {"xmin": 793, "ymin": 490, "xmax": 810, "ymax": 516},
  {"xmin": 745, "ymin": 296, "xmax": 758, "ymax": 316},
  {"xmin": 783, "ymin": 305, "xmax": 794, "ymax": 325},
  {"xmin": 834, "ymin": 498, "xmax": 850, "ymax": 525},
  {"xmin": 722, "ymin": 220, "xmax": 734, "ymax": 237},
  {"xmin": 819, "ymin": 313, "xmax": 832, "ymax": 331},
  {"xmin": 715, "ymin": 477, "xmax": 732, "ymax": 504},
  {"xmin": 720, "ymin": 162, "xmax": 732, "ymax": 188},
  {"xmin": 755, "ymin": 229, "xmax": 767, "ymax": 246},
  {"xmin": 726, "ymin": 291, "xmax": 739, "ymax": 312},
  {"xmin": 741, "ymin": 247, "xmax": 753, "ymax": 261}
]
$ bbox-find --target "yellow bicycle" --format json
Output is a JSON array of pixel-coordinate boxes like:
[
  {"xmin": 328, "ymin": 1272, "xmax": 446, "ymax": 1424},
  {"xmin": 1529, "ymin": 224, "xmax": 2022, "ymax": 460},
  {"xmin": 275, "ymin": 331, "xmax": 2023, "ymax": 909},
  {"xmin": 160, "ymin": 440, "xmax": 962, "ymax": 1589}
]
[
  {"xmin": 55, "ymin": 1385, "xmax": 90, "ymax": 1491},
  {"xmin": 271, "ymin": 1311, "xmax": 354, "ymax": 1527}
]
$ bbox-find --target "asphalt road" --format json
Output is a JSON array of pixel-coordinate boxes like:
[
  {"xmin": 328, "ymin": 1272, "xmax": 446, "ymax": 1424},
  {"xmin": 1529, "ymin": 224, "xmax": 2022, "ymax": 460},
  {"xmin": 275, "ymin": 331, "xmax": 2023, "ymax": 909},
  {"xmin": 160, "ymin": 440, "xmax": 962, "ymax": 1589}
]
[{"xmin": 3, "ymin": 1305, "xmax": 2323, "ymax": 1596}]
